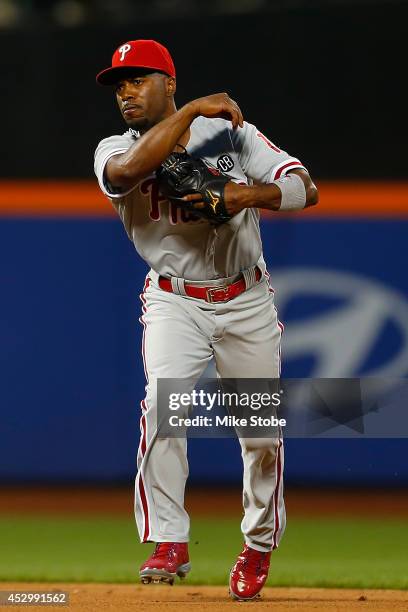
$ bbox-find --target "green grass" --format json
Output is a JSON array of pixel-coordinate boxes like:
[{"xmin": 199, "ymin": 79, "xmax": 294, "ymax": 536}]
[{"xmin": 0, "ymin": 515, "xmax": 407, "ymax": 588}]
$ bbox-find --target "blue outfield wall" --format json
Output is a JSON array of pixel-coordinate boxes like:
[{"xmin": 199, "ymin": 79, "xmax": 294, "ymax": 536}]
[{"xmin": 1, "ymin": 217, "xmax": 407, "ymax": 484}]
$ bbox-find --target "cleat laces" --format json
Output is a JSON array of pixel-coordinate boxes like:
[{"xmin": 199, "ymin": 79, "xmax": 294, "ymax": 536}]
[
  {"xmin": 151, "ymin": 543, "xmax": 177, "ymax": 562},
  {"xmin": 240, "ymin": 548, "xmax": 268, "ymax": 576}
]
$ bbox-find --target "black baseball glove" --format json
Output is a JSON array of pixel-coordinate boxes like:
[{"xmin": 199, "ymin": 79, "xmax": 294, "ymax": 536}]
[{"xmin": 156, "ymin": 150, "xmax": 233, "ymax": 224}]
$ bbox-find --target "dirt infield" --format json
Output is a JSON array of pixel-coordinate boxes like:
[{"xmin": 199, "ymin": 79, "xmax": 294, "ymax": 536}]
[
  {"xmin": 1, "ymin": 486, "xmax": 408, "ymax": 517},
  {"xmin": 1, "ymin": 583, "xmax": 407, "ymax": 612}
]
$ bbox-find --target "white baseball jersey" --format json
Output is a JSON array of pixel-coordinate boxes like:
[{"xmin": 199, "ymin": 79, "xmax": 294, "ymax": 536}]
[{"xmin": 94, "ymin": 118, "xmax": 306, "ymax": 281}]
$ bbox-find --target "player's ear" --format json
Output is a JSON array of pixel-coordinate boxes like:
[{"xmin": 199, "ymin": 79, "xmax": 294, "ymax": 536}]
[{"xmin": 166, "ymin": 76, "xmax": 176, "ymax": 96}]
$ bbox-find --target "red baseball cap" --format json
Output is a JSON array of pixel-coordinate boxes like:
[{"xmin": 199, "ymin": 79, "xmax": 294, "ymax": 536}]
[{"xmin": 96, "ymin": 39, "xmax": 176, "ymax": 85}]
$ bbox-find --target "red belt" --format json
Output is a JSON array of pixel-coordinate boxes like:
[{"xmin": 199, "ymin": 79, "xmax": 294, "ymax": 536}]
[{"xmin": 158, "ymin": 267, "xmax": 262, "ymax": 303}]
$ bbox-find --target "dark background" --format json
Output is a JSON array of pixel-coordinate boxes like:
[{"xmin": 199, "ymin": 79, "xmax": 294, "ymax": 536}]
[{"xmin": 1, "ymin": 0, "xmax": 406, "ymax": 179}]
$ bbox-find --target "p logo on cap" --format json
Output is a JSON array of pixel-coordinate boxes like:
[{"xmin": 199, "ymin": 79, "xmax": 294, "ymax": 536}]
[
  {"xmin": 96, "ymin": 39, "xmax": 176, "ymax": 86},
  {"xmin": 119, "ymin": 44, "xmax": 131, "ymax": 62}
]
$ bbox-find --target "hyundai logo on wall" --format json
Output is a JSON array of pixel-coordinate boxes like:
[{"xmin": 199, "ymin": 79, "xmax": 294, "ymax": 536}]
[{"xmin": 272, "ymin": 269, "xmax": 408, "ymax": 378}]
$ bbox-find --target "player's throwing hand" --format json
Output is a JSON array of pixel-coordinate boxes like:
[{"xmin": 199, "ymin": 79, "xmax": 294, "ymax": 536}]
[{"xmin": 188, "ymin": 93, "xmax": 244, "ymax": 129}]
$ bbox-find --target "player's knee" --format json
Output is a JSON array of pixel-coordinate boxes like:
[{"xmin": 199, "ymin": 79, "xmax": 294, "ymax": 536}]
[{"xmin": 241, "ymin": 437, "xmax": 281, "ymax": 453}]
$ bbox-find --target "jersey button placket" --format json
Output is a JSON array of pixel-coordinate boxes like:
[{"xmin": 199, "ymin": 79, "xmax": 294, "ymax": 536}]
[{"xmin": 205, "ymin": 227, "xmax": 218, "ymax": 278}]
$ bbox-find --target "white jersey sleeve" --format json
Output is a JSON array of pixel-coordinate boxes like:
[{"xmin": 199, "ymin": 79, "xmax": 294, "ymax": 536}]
[
  {"xmin": 94, "ymin": 132, "xmax": 136, "ymax": 199},
  {"xmin": 230, "ymin": 121, "xmax": 306, "ymax": 184}
]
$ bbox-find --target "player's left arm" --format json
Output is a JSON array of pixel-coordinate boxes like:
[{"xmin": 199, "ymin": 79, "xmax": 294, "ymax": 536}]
[
  {"xmin": 181, "ymin": 166, "xmax": 318, "ymax": 214},
  {"xmin": 223, "ymin": 167, "xmax": 318, "ymax": 214}
]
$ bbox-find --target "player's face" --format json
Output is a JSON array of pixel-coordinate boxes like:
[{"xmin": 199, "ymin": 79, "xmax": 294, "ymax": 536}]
[{"xmin": 115, "ymin": 72, "xmax": 174, "ymax": 132}]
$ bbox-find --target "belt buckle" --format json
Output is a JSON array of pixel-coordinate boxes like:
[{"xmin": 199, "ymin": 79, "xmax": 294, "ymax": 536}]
[{"xmin": 206, "ymin": 285, "xmax": 230, "ymax": 303}]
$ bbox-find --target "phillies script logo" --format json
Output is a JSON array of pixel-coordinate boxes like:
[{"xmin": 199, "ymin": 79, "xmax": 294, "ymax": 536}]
[{"xmin": 140, "ymin": 177, "xmax": 200, "ymax": 225}]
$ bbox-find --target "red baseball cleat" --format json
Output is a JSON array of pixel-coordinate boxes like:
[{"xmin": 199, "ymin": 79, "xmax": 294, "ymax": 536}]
[
  {"xmin": 139, "ymin": 542, "xmax": 191, "ymax": 585},
  {"xmin": 229, "ymin": 544, "xmax": 271, "ymax": 601}
]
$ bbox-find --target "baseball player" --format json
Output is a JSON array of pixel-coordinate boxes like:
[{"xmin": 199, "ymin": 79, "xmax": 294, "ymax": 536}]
[{"xmin": 94, "ymin": 39, "xmax": 318, "ymax": 601}]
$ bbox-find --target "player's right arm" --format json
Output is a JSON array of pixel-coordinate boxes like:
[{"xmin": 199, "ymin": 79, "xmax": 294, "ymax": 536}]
[{"xmin": 105, "ymin": 93, "xmax": 243, "ymax": 193}]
